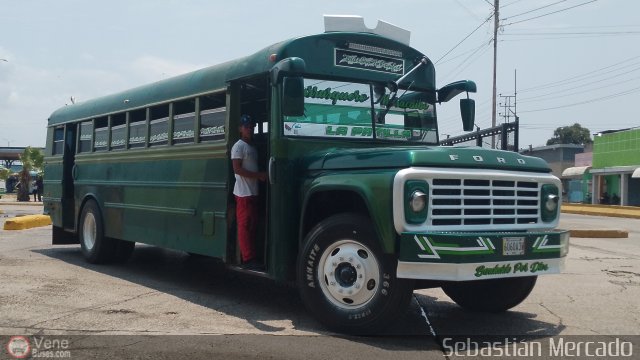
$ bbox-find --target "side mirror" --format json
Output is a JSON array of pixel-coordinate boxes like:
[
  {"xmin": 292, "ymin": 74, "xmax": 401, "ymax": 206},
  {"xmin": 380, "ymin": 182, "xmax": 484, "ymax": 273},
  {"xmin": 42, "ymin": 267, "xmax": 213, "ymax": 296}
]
[
  {"xmin": 460, "ymin": 98, "xmax": 475, "ymax": 131},
  {"xmin": 282, "ymin": 76, "xmax": 305, "ymax": 117},
  {"xmin": 438, "ymin": 80, "xmax": 477, "ymax": 103}
]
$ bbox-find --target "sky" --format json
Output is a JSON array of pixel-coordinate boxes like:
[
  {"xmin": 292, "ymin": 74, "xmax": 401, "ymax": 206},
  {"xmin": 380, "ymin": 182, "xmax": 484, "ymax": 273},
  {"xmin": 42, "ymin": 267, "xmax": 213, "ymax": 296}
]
[{"xmin": 0, "ymin": 0, "xmax": 639, "ymax": 150}]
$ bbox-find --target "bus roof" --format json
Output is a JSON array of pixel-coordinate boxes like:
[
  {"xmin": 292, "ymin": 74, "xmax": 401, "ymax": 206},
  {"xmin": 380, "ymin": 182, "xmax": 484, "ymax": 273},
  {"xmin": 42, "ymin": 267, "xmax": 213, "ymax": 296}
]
[{"xmin": 48, "ymin": 32, "xmax": 434, "ymax": 126}]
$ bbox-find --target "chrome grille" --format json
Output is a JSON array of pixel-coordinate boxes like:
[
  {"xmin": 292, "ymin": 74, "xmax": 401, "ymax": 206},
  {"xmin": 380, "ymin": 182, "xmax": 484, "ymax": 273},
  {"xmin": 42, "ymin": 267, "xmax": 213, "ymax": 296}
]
[{"xmin": 429, "ymin": 178, "xmax": 540, "ymax": 227}]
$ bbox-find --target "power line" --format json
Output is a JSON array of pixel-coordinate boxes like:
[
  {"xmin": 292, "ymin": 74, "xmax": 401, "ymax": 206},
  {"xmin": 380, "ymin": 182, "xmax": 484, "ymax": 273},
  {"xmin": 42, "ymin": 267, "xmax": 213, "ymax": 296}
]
[
  {"xmin": 437, "ymin": 38, "xmax": 492, "ymax": 65},
  {"xmin": 519, "ymin": 86, "xmax": 640, "ymax": 113},
  {"xmin": 519, "ymin": 74, "xmax": 640, "ymax": 103},
  {"xmin": 518, "ymin": 55, "xmax": 640, "ymax": 92},
  {"xmin": 500, "ymin": 0, "xmax": 527, "ymax": 9},
  {"xmin": 440, "ymin": 40, "xmax": 492, "ymax": 83},
  {"xmin": 502, "ymin": 0, "xmax": 598, "ymax": 27},
  {"xmin": 454, "ymin": 0, "xmax": 483, "ymax": 21},
  {"xmin": 501, "ymin": 33, "xmax": 640, "ymax": 41},
  {"xmin": 502, "ymin": 31, "xmax": 640, "ymax": 36},
  {"xmin": 517, "ymin": 63, "xmax": 640, "ymax": 101},
  {"xmin": 507, "ymin": 24, "xmax": 640, "ymax": 31},
  {"xmin": 435, "ymin": 14, "xmax": 494, "ymax": 64},
  {"xmin": 502, "ymin": 0, "xmax": 569, "ymax": 20}
]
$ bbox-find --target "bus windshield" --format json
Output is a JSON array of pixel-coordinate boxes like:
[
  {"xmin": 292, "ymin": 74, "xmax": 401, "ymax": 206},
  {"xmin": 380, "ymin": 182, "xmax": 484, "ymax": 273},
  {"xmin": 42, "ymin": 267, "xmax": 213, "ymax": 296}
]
[{"xmin": 283, "ymin": 78, "xmax": 438, "ymax": 144}]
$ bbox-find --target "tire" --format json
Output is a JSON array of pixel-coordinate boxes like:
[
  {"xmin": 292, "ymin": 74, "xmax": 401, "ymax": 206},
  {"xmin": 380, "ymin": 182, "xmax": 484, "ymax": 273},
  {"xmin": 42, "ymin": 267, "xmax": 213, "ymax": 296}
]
[
  {"xmin": 297, "ymin": 213, "xmax": 414, "ymax": 334},
  {"xmin": 442, "ymin": 276, "xmax": 537, "ymax": 312},
  {"xmin": 79, "ymin": 200, "xmax": 115, "ymax": 264}
]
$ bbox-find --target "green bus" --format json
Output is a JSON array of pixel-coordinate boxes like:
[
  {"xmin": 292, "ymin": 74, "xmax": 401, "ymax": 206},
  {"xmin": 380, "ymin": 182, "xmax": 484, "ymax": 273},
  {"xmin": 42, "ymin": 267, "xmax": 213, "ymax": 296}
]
[{"xmin": 44, "ymin": 16, "xmax": 568, "ymax": 333}]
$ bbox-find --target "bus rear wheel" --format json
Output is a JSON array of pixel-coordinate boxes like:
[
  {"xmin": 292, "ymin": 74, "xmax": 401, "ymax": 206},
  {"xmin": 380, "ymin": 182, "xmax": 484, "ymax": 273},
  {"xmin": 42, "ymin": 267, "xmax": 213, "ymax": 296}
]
[
  {"xmin": 442, "ymin": 276, "xmax": 537, "ymax": 312},
  {"xmin": 79, "ymin": 200, "xmax": 115, "ymax": 264},
  {"xmin": 297, "ymin": 213, "xmax": 413, "ymax": 334}
]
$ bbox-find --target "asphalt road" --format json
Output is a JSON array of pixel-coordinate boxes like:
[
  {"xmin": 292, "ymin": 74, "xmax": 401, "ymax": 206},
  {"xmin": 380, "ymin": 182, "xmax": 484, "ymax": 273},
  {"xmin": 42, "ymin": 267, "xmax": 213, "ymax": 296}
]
[{"xmin": 1, "ymin": 205, "xmax": 639, "ymax": 359}]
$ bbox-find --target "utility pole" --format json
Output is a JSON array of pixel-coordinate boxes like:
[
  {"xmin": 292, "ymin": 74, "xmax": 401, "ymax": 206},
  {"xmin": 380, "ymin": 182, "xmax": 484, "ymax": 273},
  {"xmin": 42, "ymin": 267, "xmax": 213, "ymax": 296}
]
[{"xmin": 491, "ymin": 0, "xmax": 499, "ymax": 149}]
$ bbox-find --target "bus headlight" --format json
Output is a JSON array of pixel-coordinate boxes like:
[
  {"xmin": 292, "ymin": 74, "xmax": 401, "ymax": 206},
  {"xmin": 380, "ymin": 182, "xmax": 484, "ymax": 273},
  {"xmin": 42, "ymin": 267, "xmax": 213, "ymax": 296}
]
[
  {"xmin": 541, "ymin": 184, "xmax": 560, "ymax": 222},
  {"xmin": 545, "ymin": 194, "xmax": 559, "ymax": 212},
  {"xmin": 404, "ymin": 180, "xmax": 429, "ymax": 224},
  {"xmin": 410, "ymin": 191, "xmax": 427, "ymax": 212}
]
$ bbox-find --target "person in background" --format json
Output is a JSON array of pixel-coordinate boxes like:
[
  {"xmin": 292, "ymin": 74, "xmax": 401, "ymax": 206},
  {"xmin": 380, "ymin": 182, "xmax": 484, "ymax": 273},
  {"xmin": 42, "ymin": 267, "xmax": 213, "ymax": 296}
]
[
  {"xmin": 36, "ymin": 175, "xmax": 43, "ymax": 202},
  {"xmin": 30, "ymin": 179, "xmax": 37, "ymax": 202},
  {"xmin": 231, "ymin": 114, "xmax": 267, "ymax": 270}
]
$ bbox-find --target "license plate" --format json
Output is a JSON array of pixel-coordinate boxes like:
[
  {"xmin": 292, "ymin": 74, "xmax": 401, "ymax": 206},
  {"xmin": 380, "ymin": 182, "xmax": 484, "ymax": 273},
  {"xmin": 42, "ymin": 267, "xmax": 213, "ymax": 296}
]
[{"xmin": 503, "ymin": 237, "xmax": 525, "ymax": 255}]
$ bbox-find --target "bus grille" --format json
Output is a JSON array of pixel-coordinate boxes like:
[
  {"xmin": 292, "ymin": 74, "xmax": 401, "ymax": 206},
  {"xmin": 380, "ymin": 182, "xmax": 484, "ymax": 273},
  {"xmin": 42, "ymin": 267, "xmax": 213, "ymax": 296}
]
[{"xmin": 429, "ymin": 178, "xmax": 540, "ymax": 227}]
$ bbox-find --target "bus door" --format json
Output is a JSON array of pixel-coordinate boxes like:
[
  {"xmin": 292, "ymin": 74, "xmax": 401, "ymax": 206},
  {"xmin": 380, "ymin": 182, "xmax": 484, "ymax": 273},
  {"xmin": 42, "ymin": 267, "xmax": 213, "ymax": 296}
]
[
  {"xmin": 231, "ymin": 77, "xmax": 271, "ymax": 269},
  {"xmin": 62, "ymin": 123, "xmax": 77, "ymax": 230}
]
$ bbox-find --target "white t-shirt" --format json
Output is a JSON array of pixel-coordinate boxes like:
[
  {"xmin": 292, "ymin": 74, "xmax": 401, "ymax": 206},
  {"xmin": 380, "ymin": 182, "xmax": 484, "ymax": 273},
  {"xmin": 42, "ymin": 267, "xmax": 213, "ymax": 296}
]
[{"xmin": 231, "ymin": 139, "xmax": 259, "ymax": 197}]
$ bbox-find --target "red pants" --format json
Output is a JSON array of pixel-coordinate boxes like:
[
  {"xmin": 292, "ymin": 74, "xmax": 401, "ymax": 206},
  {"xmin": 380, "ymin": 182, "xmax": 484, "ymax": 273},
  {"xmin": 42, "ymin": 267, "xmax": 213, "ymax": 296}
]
[{"xmin": 235, "ymin": 195, "xmax": 258, "ymax": 262}]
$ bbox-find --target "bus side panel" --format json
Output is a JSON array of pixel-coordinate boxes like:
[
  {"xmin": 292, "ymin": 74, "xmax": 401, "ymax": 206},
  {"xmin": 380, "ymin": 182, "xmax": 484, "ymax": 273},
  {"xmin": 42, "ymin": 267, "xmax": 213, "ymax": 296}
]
[{"xmin": 74, "ymin": 147, "xmax": 229, "ymax": 258}]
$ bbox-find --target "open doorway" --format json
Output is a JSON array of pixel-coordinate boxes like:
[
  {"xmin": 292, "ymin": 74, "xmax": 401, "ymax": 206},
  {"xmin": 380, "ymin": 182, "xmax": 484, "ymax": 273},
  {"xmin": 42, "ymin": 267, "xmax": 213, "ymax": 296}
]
[{"xmin": 228, "ymin": 75, "xmax": 270, "ymax": 272}]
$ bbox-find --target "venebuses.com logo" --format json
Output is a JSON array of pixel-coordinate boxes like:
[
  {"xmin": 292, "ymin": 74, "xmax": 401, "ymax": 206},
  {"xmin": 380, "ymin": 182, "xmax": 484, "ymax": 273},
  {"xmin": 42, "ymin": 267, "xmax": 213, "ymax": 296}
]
[
  {"xmin": 5, "ymin": 336, "xmax": 71, "ymax": 359},
  {"xmin": 6, "ymin": 336, "xmax": 31, "ymax": 359}
]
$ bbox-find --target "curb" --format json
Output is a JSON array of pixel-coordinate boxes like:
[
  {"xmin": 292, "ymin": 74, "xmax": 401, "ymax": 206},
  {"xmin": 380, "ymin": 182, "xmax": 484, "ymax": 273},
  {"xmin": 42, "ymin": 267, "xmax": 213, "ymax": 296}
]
[
  {"xmin": 0, "ymin": 202, "xmax": 44, "ymax": 206},
  {"xmin": 562, "ymin": 204, "xmax": 640, "ymax": 220},
  {"xmin": 3, "ymin": 215, "xmax": 52, "ymax": 230},
  {"xmin": 562, "ymin": 209, "xmax": 640, "ymax": 219},
  {"xmin": 569, "ymin": 229, "xmax": 628, "ymax": 238}
]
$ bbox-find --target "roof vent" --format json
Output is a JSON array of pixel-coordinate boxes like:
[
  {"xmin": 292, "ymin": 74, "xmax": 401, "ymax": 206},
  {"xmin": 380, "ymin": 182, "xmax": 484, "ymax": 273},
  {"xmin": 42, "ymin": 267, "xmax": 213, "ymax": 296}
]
[{"xmin": 323, "ymin": 15, "xmax": 410, "ymax": 46}]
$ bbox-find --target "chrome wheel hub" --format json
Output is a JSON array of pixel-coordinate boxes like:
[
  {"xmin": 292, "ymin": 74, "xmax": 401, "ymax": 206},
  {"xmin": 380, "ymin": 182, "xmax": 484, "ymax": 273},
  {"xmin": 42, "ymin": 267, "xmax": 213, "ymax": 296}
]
[
  {"xmin": 318, "ymin": 240, "xmax": 380, "ymax": 309},
  {"xmin": 83, "ymin": 212, "xmax": 97, "ymax": 251}
]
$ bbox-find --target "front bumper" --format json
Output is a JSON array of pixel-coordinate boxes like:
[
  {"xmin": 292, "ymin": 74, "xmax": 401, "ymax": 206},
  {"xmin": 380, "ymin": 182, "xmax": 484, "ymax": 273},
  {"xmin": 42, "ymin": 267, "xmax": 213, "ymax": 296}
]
[{"xmin": 396, "ymin": 230, "xmax": 569, "ymax": 281}]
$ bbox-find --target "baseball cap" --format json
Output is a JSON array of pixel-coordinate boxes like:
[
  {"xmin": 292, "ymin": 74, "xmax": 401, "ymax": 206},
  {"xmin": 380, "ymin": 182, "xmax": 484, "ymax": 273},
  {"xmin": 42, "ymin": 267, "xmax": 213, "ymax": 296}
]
[{"xmin": 240, "ymin": 114, "xmax": 254, "ymax": 127}]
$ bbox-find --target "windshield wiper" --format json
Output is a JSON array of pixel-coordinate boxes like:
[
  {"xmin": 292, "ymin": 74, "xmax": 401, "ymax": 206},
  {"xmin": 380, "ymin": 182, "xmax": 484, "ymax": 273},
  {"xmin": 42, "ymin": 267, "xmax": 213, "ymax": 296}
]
[{"xmin": 376, "ymin": 57, "xmax": 428, "ymax": 123}]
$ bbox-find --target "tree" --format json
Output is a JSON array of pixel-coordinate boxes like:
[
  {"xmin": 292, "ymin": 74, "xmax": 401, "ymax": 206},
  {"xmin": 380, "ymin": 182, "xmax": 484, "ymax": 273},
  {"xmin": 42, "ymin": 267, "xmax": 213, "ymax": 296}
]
[
  {"xmin": 21, "ymin": 147, "xmax": 44, "ymax": 172},
  {"xmin": 16, "ymin": 147, "xmax": 44, "ymax": 201},
  {"xmin": 0, "ymin": 167, "xmax": 9, "ymax": 181},
  {"xmin": 546, "ymin": 123, "xmax": 592, "ymax": 146}
]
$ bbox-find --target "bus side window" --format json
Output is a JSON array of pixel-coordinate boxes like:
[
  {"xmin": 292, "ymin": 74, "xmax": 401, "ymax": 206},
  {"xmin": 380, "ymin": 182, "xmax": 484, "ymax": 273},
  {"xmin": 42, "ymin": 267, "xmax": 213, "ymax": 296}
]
[
  {"xmin": 94, "ymin": 117, "xmax": 108, "ymax": 152},
  {"xmin": 149, "ymin": 104, "xmax": 169, "ymax": 147},
  {"xmin": 78, "ymin": 121, "xmax": 93, "ymax": 153},
  {"xmin": 199, "ymin": 92, "xmax": 226, "ymax": 142},
  {"xmin": 53, "ymin": 127, "xmax": 64, "ymax": 155},
  {"xmin": 173, "ymin": 98, "xmax": 196, "ymax": 145},
  {"xmin": 110, "ymin": 113, "xmax": 127, "ymax": 151},
  {"xmin": 128, "ymin": 109, "xmax": 147, "ymax": 149}
]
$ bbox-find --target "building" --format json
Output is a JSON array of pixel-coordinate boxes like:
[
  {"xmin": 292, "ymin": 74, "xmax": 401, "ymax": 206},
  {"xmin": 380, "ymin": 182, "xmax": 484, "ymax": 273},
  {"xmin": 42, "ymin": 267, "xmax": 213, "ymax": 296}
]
[
  {"xmin": 520, "ymin": 144, "xmax": 585, "ymax": 202},
  {"xmin": 520, "ymin": 144, "xmax": 585, "ymax": 179},
  {"xmin": 561, "ymin": 150, "xmax": 592, "ymax": 203},
  {"xmin": 590, "ymin": 128, "xmax": 640, "ymax": 206}
]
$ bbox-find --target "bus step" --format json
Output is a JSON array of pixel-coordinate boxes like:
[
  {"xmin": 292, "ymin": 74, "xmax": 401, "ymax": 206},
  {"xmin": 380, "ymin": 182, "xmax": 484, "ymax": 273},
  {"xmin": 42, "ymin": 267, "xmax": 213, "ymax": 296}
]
[{"xmin": 227, "ymin": 264, "xmax": 270, "ymax": 278}]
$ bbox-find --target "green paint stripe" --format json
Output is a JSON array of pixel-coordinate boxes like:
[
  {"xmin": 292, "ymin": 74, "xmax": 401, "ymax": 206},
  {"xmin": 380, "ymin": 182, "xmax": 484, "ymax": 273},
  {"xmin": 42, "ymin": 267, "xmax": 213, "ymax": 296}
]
[
  {"xmin": 74, "ymin": 180, "xmax": 227, "ymax": 189},
  {"xmin": 104, "ymin": 202, "xmax": 196, "ymax": 216},
  {"xmin": 43, "ymin": 180, "xmax": 62, "ymax": 185},
  {"xmin": 45, "ymin": 144, "xmax": 228, "ymax": 163},
  {"xmin": 438, "ymin": 250, "xmax": 494, "ymax": 255},
  {"xmin": 532, "ymin": 248, "xmax": 561, "ymax": 254}
]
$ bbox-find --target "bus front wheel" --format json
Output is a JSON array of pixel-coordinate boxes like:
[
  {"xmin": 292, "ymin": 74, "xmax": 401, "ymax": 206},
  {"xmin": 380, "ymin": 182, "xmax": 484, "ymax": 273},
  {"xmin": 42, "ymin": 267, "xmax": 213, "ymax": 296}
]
[
  {"xmin": 297, "ymin": 213, "xmax": 413, "ymax": 334},
  {"xmin": 79, "ymin": 200, "xmax": 115, "ymax": 264}
]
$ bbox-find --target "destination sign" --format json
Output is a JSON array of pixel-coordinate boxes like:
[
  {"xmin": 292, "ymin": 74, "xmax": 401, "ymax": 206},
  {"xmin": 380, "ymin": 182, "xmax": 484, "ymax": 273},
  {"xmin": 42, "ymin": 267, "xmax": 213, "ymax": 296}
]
[{"xmin": 334, "ymin": 49, "xmax": 404, "ymax": 75}]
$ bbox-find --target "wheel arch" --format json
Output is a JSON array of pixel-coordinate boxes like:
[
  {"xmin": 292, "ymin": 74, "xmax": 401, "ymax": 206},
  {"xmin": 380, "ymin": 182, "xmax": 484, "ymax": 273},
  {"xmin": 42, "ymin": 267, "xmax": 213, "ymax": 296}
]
[
  {"xmin": 300, "ymin": 180, "xmax": 395, "ymax": 254},
  {"xmin": 76, "ymin": 193, "xmax": 102, "ymax": 232}
]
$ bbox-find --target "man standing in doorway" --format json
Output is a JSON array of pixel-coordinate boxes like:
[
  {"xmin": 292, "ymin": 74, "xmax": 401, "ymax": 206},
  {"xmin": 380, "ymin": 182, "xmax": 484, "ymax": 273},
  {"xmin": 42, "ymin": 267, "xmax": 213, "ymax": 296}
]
[{"xmin": 231, "ymin": 115, "xmax": 267, "ymax": 270}]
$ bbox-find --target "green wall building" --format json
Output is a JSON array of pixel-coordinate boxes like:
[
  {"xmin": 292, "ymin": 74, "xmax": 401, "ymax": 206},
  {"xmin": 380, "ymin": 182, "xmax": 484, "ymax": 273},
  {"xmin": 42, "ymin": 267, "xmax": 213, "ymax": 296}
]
[{"xmin": 591, "ymin": 127, "xmax": 640, "ymax": 206}]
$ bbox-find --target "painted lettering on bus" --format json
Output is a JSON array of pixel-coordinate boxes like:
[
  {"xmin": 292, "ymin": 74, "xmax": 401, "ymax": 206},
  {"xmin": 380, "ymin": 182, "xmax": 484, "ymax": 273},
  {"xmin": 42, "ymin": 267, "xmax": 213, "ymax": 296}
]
[
  {"xmin": 325, "ymin": 125, "xmax": 411, "ymax": 139},
  {"xmin": 304, "ymin": 86, "xmax": 369, "ymax": 105}
]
